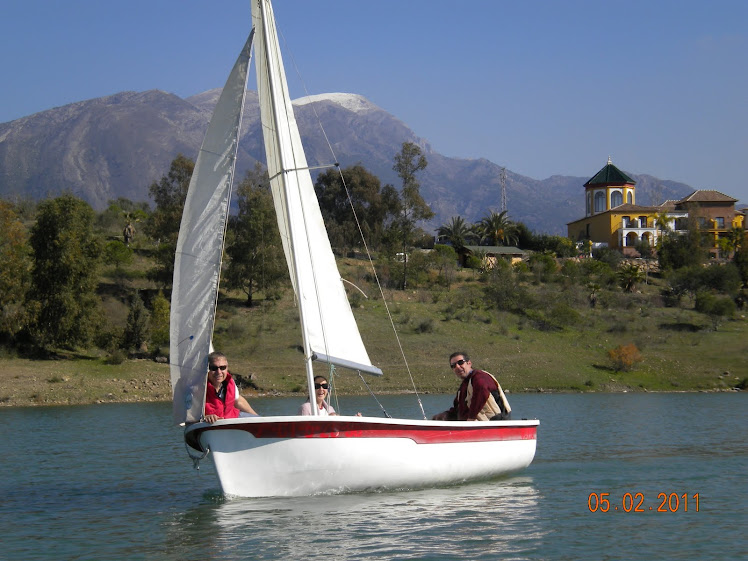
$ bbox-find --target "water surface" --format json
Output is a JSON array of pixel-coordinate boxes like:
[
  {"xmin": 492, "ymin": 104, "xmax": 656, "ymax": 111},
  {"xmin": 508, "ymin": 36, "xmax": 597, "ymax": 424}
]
[{"xmin": 2, "ymin": 393, "xmax": 745, "ymax": 560}]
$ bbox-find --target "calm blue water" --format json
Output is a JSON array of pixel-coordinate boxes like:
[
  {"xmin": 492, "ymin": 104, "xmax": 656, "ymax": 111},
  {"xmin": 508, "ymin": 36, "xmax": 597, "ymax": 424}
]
[{"xmin": 1, "ymin": 393, "xmax": 745, "ymax": 560}]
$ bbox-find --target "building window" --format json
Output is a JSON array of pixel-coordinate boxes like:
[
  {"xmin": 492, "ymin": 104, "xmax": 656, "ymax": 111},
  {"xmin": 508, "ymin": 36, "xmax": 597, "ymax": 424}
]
[
  {"xmin": 638, "ymin": 216, "xmax": 648, "ymax": 228},
  {"xmin": 715, "ymin": 217, "xmax": 725, "ymax": 228},
  {"xmin": 698, "ymin": 217, "xmax": 709, "ymax": 229},
  {"xmin": 627, "ymin": 191, "xmax": 633, "ymax": 204},
  {"xmin": 611, "ymin": 191, "xmax": 623, "ymax": 208},
  {"xmin": 594, "ymin": 191, "xmax": 605, "ymax": 212},
  {"xmin": 586, "ymin": 192, "xmax": 592, "ymax": 216}
]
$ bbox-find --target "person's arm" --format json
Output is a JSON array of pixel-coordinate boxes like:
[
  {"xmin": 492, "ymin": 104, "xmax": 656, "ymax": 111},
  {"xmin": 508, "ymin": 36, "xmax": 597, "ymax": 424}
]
[{"xmin": 235, "ymin": 394, "xmax": 258, "ymax": 415}]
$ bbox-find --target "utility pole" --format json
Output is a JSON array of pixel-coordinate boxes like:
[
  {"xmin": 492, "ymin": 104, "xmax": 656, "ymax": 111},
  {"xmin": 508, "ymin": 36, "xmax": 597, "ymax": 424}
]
[{"xmin": 500, "ymin": 167, "xmax": 507, "ymax": 212}]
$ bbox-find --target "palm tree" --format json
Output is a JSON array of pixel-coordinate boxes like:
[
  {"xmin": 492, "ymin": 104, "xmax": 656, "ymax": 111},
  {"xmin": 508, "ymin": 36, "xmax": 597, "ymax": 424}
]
[
  {"xmin": 478, "ymin": 210, "xmax": 518, "ymax": 246},
  {"xmin": 653, "ymin": 210, "xmax": 672, "ymax": 249},
  {"xmin": 437, "ymin": 216, "xmax": 474, "ymax": 253},
  {"xmin": 617, "ymin": 263, "xmax": 645, "ymax": 293},
  {"xmin": 726, "ymin": 226, "xmax": 746, "ymax": 253}
]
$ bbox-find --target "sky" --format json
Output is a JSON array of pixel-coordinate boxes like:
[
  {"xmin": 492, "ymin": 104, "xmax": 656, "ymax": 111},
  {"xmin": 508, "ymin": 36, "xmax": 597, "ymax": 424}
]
[{"xmin": 2, "ymin": 0, "xmax": 747, "ymax": 204}]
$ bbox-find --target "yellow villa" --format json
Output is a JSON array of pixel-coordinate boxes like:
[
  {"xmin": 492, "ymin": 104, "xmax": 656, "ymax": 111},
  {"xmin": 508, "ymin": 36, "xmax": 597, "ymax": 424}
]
[{"xmin": 567, "ymin": 159, "xmax": 745, "ymax": 258}]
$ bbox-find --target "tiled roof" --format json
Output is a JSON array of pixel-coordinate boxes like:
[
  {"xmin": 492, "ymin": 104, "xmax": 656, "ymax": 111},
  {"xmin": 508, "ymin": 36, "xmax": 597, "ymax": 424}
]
[
  {"xmin": 584, "ymin": 161, "xmax": 636, "ymax": 187},
  {"xmin": 607, "ymin": 203, "xmax": 658, "ymax": 212},
  {"xmin": 465, "ymin": 245, "xmax": 526, "ymax": 254},
  {"xmin": 678, "ymin": 190, "xmax": 737, "ymax": 203}
]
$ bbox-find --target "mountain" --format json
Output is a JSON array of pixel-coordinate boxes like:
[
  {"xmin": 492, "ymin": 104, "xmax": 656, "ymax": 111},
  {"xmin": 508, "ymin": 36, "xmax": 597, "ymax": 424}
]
[{"xmin": 0, "ymin": 90, "xmax": 696, "ymax": 234}]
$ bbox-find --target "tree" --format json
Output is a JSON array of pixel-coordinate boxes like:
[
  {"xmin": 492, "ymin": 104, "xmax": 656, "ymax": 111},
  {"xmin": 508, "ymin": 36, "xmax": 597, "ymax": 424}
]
[
  {"xmin": 617, "ymin": 263, "xmax": 645, "ymax": 293},
  {"xmin": 734, "ymin": 243, "xmax": 748, "ymax": 288},
  {"xmin": 224, "ymin": 164, "xmax": 287, "ymax": 306},
  {"xmin": 122, "ymin": 290, "xmax": 150, "ymax": 351},
  {"xmin": 0, "ymin": 201, "xmax": 32, "ymax": 342},
  {"xmin": 658, "ymin": 228, "xmax": 707, "ymax": 271},
  {"xmin": 478, "ymin": 210, "xmax": 519, "ymax": 247},
  {"xmin": 430, "ymin": 244, "xmax": 458, "ymax": 288},
  {"xmin": 392, "ymin": 142, "xmax": 433, "ymax": 289},
  {"xmin": 145, "ymin": 154, "xmax": 194, "ymax": 286},
  {"xmin": 150, "ymin": 291, "xmax": 171, "ymax": 346},
  {"xmin": 103, "ymin": 240, "xmax": 133, "ymax": 271},
  {"xmin": 28, "ymin": 194, "xmax": 102, "ymax": 349},
  {"xmin": 314, "ymin": 164, "xmax": 396, "ymax": 253},
  {"xmin": 437, "ymin": 216, "xmax": 474, "ymax": 254}
]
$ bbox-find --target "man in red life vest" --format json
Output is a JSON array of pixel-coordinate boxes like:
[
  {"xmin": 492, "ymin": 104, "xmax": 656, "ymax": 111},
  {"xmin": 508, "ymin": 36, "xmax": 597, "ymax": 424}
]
[
  {"xmin": 432, "ymin": 351, "xmax": 511, "ymax": 421},
  {"xmin": 203, "ymin": 351, "xmax": 259, "ymax": 423}
]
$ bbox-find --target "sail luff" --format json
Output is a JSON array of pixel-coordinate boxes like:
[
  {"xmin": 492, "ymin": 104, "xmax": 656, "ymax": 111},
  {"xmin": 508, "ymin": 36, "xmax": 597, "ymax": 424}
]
[
  {"xmin": 254, "ymin": 0, "xmax": 319, "ymax": 410},
  {"xmin": 252, "ymin": 0, "xmax": 382, "ymax": 385},
  {"xmin": 170, "ymin": 32, "xmax": 254, "ymax": 425}
]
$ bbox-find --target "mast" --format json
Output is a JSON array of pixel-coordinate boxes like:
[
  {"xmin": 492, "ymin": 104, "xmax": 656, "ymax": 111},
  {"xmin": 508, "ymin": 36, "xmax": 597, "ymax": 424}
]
[{"xmin": 255, "ymin": 0, "xmax": 320, "ymax": 413}]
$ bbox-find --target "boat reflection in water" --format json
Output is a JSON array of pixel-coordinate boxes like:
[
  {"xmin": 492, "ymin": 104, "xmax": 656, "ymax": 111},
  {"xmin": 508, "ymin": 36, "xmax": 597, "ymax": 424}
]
[{"xmin": 165, "ymin": 477, "xmax": 544, "ymax": 560}]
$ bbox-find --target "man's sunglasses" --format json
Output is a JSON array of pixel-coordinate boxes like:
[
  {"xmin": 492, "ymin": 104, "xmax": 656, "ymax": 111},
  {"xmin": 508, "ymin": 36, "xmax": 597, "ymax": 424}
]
[
  {"xmin": 209, "ymin": 364, "xmax": 228, "ymax": 372},
  {"xmin": 314, "ymin": 383, "xmax": 329, "ymax": 390},
  {"xmin": 450, "ymin": 359, "xmax": 467, "ymax": 369}
]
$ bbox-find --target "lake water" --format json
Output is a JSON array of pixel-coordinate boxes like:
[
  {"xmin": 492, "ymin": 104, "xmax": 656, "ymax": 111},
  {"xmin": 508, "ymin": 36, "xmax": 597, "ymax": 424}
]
[{"xmin": 2, "ymin": 393, "xmax": 745, "ymax": 560}]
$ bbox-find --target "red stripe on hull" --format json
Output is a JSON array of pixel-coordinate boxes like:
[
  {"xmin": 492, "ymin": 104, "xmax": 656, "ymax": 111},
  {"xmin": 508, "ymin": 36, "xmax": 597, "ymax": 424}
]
[{"xmin": 187, "ymin": 420, "xmax": 537, "ymax": 449}]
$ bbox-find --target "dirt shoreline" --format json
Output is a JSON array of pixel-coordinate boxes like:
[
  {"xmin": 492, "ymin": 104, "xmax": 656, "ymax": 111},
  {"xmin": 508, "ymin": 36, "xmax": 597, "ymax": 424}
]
[{"xmin": 0, "ymin": 357, "xmax": 741, "ymax": 408}]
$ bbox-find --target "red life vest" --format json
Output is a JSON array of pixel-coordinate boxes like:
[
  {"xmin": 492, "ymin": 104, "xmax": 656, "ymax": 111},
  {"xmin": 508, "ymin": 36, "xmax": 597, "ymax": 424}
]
[{"xmin": 204, "ymin": 373, "xmax": 240, "ymax": 419}]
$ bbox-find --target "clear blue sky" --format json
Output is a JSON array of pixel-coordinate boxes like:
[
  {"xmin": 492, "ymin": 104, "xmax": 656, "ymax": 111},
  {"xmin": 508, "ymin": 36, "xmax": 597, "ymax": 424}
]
[{"xmin": 2, "ymin": 0, "xmax": 746, "ymax": 204}]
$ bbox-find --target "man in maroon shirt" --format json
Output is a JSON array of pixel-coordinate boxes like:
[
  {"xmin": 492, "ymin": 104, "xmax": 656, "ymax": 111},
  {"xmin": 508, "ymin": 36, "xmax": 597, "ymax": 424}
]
[{"xmin": 432, "ymin": 351, "xmax": 511, "ymax": 421}]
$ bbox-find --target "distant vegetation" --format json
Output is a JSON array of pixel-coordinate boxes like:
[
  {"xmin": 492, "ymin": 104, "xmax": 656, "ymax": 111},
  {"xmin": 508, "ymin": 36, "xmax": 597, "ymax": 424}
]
[{"xmin": 1, "ymin": 147, "xmax": 746, "ymax": 401}]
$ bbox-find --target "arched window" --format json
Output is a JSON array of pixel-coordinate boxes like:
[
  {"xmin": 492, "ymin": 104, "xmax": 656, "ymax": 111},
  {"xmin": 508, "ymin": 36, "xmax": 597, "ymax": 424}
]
[
  {"xmin": 586, "ymin": 192, "xmax": 592, "ymax": 215},
  {"xmin": 611, "ymin": 191, "xmax": 623, "ymax": 208},
  {"xmin": 594, "ymin": 191, "xmax": 606, "ymax": 212},
  {"xmin": 627, "ymin": 191, "xmax": 633, "ymax": 204}
]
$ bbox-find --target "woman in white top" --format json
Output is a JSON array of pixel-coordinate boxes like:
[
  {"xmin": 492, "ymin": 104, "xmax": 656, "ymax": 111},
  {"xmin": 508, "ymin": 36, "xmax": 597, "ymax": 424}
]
[{"xmin": 297, "ymin": 376, "xmax": 336, "ymax": 416}]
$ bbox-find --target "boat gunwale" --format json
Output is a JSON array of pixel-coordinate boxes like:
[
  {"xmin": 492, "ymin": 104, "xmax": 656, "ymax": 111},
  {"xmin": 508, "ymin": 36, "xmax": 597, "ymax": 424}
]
[{"xmin": 185, "ymin": 416, "xmax": 539, "ymax": 451}]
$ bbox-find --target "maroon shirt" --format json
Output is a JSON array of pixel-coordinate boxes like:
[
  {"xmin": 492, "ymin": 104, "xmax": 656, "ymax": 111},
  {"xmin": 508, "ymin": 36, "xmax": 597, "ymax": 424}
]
[{"xmin": 448, "ymin": 369, "xmax": 498, "ymax": 420}]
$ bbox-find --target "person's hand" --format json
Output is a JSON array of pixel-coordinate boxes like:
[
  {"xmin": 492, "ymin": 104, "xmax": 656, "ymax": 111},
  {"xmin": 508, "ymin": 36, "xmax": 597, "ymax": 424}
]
[{"xmin": 204, "ymin": 414, "xmax": 220, "ymax": 423}]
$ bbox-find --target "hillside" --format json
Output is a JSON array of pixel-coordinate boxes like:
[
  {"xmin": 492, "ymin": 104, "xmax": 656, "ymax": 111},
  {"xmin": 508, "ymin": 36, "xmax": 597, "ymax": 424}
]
[{"xmin": 1, "ymin": 253, "xmax": 745, "ymax": 408}]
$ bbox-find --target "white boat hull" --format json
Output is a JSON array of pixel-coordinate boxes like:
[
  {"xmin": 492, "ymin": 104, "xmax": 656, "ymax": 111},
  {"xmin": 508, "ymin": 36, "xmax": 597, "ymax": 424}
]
[{"xmin": 185, "ymin": 416, "xmax": 539, "ymax": 497}]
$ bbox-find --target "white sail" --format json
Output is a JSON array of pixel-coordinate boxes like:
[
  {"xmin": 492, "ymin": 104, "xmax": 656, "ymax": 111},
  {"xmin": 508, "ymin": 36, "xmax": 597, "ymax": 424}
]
[
  {"xmin": 252, "ymin": 0, "xmax": 382, "ymax": 378},
  {"xmin": 170, "ymin": 32, "xmax": 254, "ymax": 425}
]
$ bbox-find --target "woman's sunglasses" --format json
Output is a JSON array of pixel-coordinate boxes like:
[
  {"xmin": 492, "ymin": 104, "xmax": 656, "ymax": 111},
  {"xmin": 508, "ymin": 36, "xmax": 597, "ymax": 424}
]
[
  {"xmin": 209, "ymin": 364, "xmax": 228, "ymax": 371},
  {"xmin": 314, "ymin": 383, "xmax": 329, "ymax": 390}
]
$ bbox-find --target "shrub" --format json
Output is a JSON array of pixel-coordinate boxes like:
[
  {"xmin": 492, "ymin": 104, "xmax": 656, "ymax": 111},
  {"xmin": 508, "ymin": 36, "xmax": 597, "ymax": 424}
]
[
  {"xmin": 414, "ymin": 318, "xmax": 435, "ymax": 333},
  {"xmin": 607, "ymin": 343, "xmax": 643, "ymax": 372}
]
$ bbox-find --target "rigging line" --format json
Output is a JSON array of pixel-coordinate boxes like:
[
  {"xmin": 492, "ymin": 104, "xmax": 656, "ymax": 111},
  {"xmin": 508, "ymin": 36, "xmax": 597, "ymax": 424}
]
[
  {"xmin": 338, "ymin": 180, "xmax": 426, "ymax": 420},
  {"xmin": 278, "ymin": 14, "xmax": 425, "ymax": 418},
  {"xmin": 357, "ymin": 371, "xmax": 391, "ymax": 418},
  {"xmin": 272, "ymin": 21, "xmax": 337, "ymax": 369},
  {"xmin": 210, "ymin": 28, "xmax": 254, "ymax": 350}
]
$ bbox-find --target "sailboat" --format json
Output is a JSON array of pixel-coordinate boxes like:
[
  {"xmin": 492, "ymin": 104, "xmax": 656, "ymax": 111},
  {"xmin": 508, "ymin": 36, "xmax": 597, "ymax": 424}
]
[{"xmin": 170, "ymin": 0, "xmax": 539, "ymax": 497}]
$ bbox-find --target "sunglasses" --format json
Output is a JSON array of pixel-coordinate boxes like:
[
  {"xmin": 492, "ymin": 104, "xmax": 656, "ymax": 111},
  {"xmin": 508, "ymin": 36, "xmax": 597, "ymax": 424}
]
[
  {"xmin": 314, "ymin": 383, "xmax": 329, "ymax": 390},
  {"xmin": 209, "ymin": 364, "xmax": 228, "ymax": 372},
  {"xmin": 450, "ymin": 359, "xmax": 467, "ymax": 369}
]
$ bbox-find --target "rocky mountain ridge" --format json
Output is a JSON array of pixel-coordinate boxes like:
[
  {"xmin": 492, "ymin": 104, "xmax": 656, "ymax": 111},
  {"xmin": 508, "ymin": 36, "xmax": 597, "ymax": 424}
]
[{"xmin": 0, "ymin": 90, "xmax": 696, "ymax": 234}]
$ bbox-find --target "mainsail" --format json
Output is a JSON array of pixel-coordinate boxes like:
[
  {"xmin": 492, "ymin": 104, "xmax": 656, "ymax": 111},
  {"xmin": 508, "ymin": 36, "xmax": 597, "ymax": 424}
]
[
  {"xmin": 170, "ymin": 32, "xmax": 254, "ymax": 425},
  {"xmin": 252, "ymin": 0, "xmax": 382, "ymax": 380}
]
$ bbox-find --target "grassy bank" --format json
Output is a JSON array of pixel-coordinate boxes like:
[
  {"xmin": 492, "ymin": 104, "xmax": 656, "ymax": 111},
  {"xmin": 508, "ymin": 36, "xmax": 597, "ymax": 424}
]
[{"xmin": 2, "ymin": 260, "xmax": 746, "ymax": 407}]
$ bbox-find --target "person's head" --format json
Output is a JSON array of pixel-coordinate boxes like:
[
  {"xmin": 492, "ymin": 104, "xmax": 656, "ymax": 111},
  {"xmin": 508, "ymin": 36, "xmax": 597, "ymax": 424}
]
[
  {"xmin": 313, "ymin": 375, "xmax": 330, "ymax": 403},
  {"xmin": 448, "ymin": 351, "xmax": 472, "ymax": 379},
  {"xmin": 207, "ymin": 351, "xmax": 229, "ymax": 387}
]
